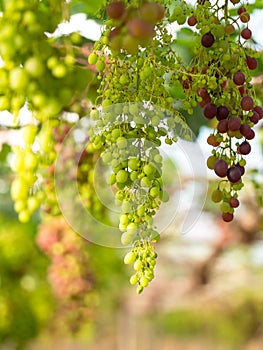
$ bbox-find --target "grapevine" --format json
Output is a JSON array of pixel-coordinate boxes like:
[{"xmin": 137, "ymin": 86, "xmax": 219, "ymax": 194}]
[{"xmin": 0, "ymin": 0, "xmax": 261, "ymax": 294}]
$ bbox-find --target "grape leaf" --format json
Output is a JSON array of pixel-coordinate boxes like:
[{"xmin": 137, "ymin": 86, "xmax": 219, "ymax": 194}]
[{"xmin": 69, "ymin": 0, "xmax": 104, "ymax": 16}]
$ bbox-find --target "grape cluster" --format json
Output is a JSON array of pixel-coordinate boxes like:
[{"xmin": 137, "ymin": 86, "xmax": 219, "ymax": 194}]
[
  {"xmin": 1, "ymin": 0, "xmax": 97, "ymax": 221},
  {"xmin": 36, "ymin": 216, "xmax": 96, "ymax": 329},
  {"xmin": 88, "ymin": 102, "xmax": 190, "ymax": 292},
  {"xmin": 124, "ymin": 239, "xmax": 157, "ymax": 294},
  {"xmin": 177, "ymin": 1, "xmax": 261, "ymax": 221}
]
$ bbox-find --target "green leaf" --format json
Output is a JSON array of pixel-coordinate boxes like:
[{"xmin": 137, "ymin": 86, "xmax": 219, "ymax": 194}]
[{"xmin": 69, "ymin": 0, "xmax": 104, "ymax": 16}]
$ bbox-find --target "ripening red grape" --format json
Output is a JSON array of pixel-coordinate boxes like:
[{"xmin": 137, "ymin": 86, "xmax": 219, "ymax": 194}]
[
  {"xmin": 214, "ymin": 159, "xmax": 228, "ymax": 178},
  {"xmin": 217, "ymin": 106, "xmax": 229, "ymax": 120},
  {"xmin": 201, "ymin": 32, "xmax": 215, "ymax": 48},
  {"xmin": 227, "ymin": 166, "xmax": 241, "ymax": 183},
  {"xmin": 222, "ymin": 212, "xmax": 234, "ymax": 222},
  {"xmin": 241, "ymin": 96, "xmax": 254, "ymax": 111},
  {"xmin": 246, "ymin": 129, "xmax": 255, "ymax": 140},
  {"xmin": 240, "ymin": 124, "xmax": 252, "ymax": 137},
  {"xmin": 241, "ymin": 28, "xmax": 252, "ymax": 39},
  {"xmin": 139, "ymin": 2, "xmax": 165, "ymax": 23},
  {"xmin": 233, "ymin": 71, "xmax": 245, "ymax": 85},
  {"xmin": 217, "ymin": 119, "xmax": 228, "ymax": 133},
  {"xmin": 106, "ymin": 1, "xmax": 126, "ymax": 19},
  {"xmin": 246, "ymin": 56, "xmax": 258, "ymax": 70},
  {"xmin": 237, "ymin": 6, "xmax": 246, "ymax": 15},
  {"xmin": 240, "ymin": 12, "xmax": 250, "ymax": 23},
  {"xmin": 127, "ymin": 18, "xmax": 155, "ymax": 39},
  {"xmin": 238, "ymin": 141, "xmax": 251, "ymax": 155},
  {"xmin": 188, "ymin": 15, "xmax": 197, "ymax": 26},
  {"xmin": 254, "ymin": 106, "xmax": 263, "ymax": 119},
  {"xmin": 230, "ymin": 0, "xmax": 240, "ymax": 4},
  {"xmin": 229, "ymin": 197, "xmax": 239, "ymax": 208},
  {"xmin": 203, "ymin": 102, "xmax": 217, "ymax": 119},
  {"xmin": 225, "ymin": 24, "xmax": 235, "ymax": 35},
  {"xmin": 207, "ymin": 134, "xmax": 220, "ymax": 146},
  {"xmin": 249, "ymin": 111, "xmax": 259, "ymax": 124},
  {"xmin": 228, "ymin": 117, "xmax": 241, "ymax": 131}
]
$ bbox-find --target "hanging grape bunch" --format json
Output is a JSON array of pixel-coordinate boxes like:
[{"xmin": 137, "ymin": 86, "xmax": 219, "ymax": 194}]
[
  {"xmin": 85, "ymin": 0, "xmax": 263, "ymax": 292},
  {"xmin": 178, "ymin": 0, "xmax": 262, "ymax": 222}
]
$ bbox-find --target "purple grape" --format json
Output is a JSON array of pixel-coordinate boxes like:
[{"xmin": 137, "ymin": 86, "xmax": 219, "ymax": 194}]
[
  {"xmin": 217, "ymin": 119, "xmax": 228, "ymax": 133},
  {"xmin": 214, "ymin": 159, "xmax": 228, "ymax": 177},
  {"xmin": 238, "ymin": 141, "xmax": 251, "ymax": 155},
  {"xmin": 227, "ymin": 166, "xmax": 242, "ymax": 183},
  {"xmin": 203, "ymin": 103, "xmax": 217, "ymax": 119},
  {"xmin": 228, "ymin": 117, "xmax": 241, "ymax": 131},
  {"xmin": 217, "ymin": 106, "xmax": 229, "ymax": 120},
  {"xmin": 201, "ymin": 32, "xmax": 215, "ymax": 48}
]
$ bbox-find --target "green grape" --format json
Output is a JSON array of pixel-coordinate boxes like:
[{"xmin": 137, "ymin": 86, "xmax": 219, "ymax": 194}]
[
  {"xmin": 88, "ymin": 53, "xmax": 98, "ymax": 65},
  {"xmin": 211, "ymin": 189, "xmax": 223, "ymax": 203},
  {"xmin": 116, "ymin": 169, "xmax": 129, "ymax": 183},
  {"xmin": 121, "ymin": 232, "xmax": 133, "ymax": 245},
  {"xmin": 124, "ymin": 251, "xmax": 137, "ymax": 264}
]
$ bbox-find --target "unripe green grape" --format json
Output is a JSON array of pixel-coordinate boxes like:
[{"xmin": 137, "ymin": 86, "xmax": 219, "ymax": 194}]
[
  {"xmin": 24, "ymin": 151, "xmax": 38, "ymax": 169},
  {"xmin": 119, "ymin": 223, "xmax": 127, "ymax": 232},
  {"xmin": 22, "ymin": 125, "xmax": 38, "ymax": 145},
  {"xmin": 120, "ymin": 214, "xmax": 129, "ymax": 225},
  {"xmin": 122, "ymin": 200, "xmax": 132, "ymax": 213},
  {"xmin": 136, "ymin": 285, "xmax": 144, "ymax": 294},
  {"xmin": 128, "ymin": 157, "xmax": 139, "ymax": 170},
  {"xmin": 121, "ymin": 231, "xmax": 133, "ymax": 245},
  {"xmin": 18, "ymin": 210, "xmax": 30, "ymax": 223},
  {"xmin": 88, "ymin": 52, "xmax": 98, "ymax": 65},
  {"xmin": 111, "ymin": 128, "xmax": 121, "ymax": 140},
  {"xmin": 27, "ymin": 197, "xmax": 39, "ymax": 212},
  {"xmin": 117, "ymin": 137, "xmax": 127, "ymax": 149},
  {"xmin": 134, "ymin": 259, "xmax": 143, "ymax": 271},
  {"xmin": 9, "ymin": 67, "xmax": 29, "ymax": 91},
  {"xmin": 140, "ymin": 276, "xmax": 149, "ymax": 287},
  {"xmin": 116, "ymin": 169, "xmax": 128, "ymax": 183},
  {"xmin": 0, "ymin": 96, "xmax": 10, "ymax": 110},
  {"xmin": 24, "ymin": 57, "xmax": 44, "ymax": 78},
  {"xmin": 14, "ymin": 200, "xmax": 26, "ymax": 213},
  {"xmin": 154, "ymin": 154, "xmax": 162, "ymax": 163},
  {"xmin": 207, "ymin": 155, "xmax": 218, "ymax": 170},
  {"xmin": 129, "ymin": 171, "xmax": 138, "ymax": 181},
  {"xmin": 161, "ymin": 190, "xmax": 169, "ymax": 202},
  {"xmin": 141, "ymin": 176, "xmax": 151, "ymax": 188},
  {"xmin": 137, "ymin": 205, "xmax": 145, "ymax": 217},
  {"xmin": 124, "ymin": 251, "xmax": 137, "ymax": 264},
  {"xmin": 211, "ymin": 189, "xmax": 223, "ymax": 203},
  {"xmin": 96, "ymin": 60, "xmax": 106, "ymax": 72},
  {"xmin": 130, "ymin": 274, "xmax": 138, "ymax": 285},
  {"xmin": 47, "ymin": 56, "xmax": 58, "ymax": 69},
  {"xmin": 11, "ymin": 178, "xmax": 28, "ymax": 201},
  {"xmin": 122, "ymin": 35, "xmax": 140, "ymax": 55},
  {"xmin": 126, "ymin": 222, "xmax": 137, "ymax": 235},
  {"xmin": 52, "ymin": 64, "xmax": 67, "ymax": 78},
  {"xmin": 150, "ymin": 186, "xmax": 159, "ymax": 198},
  {"xmin": 107, "ymin": 173, "xmax": 116, "ymax": 185},
  {"xmin": 220, "ymin": 202, "xmax": 232, "ymax": 213},
  {"xmin": 143, "ymin": 163, "xmax": 155, "ymax": 177}
]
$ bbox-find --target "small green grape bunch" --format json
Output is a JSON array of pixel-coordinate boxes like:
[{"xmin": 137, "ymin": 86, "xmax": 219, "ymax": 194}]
[
  {"xmin": 104, "ymin": 1, "xmax": 165, "ymax": 54},
  {"xmin": 124, "ymin": 239, "xmax": 157, "ymax": 294}
]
